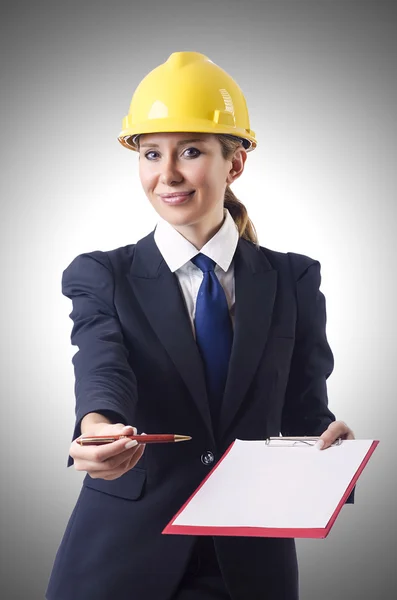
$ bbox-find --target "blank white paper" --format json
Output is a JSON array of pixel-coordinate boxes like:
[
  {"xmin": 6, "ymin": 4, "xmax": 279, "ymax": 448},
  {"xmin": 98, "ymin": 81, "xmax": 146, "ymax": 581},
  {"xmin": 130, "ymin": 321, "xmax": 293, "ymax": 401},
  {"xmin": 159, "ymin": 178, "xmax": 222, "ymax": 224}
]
[{"xmin": 173, "ymin": 439, "xmax": 374, "ymax": 529}]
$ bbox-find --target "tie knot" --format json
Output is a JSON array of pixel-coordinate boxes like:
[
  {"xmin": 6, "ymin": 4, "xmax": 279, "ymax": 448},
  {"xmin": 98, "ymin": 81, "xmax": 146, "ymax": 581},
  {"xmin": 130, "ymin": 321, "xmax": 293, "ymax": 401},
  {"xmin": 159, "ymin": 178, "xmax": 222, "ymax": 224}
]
[{"xmin": 191, "ymin": 253, "xmax": 216, "ymax": 273}]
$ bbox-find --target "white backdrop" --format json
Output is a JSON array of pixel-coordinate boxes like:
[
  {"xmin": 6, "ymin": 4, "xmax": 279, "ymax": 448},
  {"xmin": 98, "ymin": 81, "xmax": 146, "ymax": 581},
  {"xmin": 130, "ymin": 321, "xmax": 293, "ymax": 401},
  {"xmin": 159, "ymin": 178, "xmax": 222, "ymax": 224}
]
[{"xmin": 1, "ymin": 1, "xmax": 396, "ymax": 598}]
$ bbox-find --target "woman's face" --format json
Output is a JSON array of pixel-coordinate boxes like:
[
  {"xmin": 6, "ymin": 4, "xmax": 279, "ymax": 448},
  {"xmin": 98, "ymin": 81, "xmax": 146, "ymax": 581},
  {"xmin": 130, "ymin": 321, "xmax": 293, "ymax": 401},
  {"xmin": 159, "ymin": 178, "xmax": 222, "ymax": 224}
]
[{"xmin": 138, "ymin": 132, "xmax": 242, "ymax": 233}]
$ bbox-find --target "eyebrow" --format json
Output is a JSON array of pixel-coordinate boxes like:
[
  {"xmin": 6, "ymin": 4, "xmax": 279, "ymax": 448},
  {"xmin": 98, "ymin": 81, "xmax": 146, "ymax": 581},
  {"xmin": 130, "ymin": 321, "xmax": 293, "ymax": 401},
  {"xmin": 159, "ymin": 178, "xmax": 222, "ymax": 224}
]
[{"xmin": 139, "ymin": 138, "xmax": 206, "ymax": 148}]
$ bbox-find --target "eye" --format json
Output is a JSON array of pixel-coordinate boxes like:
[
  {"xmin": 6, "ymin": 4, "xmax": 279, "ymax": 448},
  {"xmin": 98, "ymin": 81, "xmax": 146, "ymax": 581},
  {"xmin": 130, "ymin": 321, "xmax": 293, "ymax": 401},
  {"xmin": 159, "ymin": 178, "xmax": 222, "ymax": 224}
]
[
  {"xmin": 144, "ymin": 150, "xmax": 160, "ymax": 160},
  {"xmin": 183, "ymin": 147, "xmax": 201, "ymax": 158}
]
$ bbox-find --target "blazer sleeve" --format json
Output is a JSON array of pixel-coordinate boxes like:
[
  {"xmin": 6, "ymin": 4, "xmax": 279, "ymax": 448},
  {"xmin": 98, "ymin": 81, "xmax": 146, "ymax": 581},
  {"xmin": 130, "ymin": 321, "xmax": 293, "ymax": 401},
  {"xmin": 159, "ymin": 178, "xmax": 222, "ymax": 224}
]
[
  {"xmin": 281, "ymin": 257, "xmax": 336, "ymax": 437},
  {"xmin": 62, "ymin": 251, "xmax": 137, "ymax": 464},
  {"xmin": 281, "ymin": 256, "xmax": 355, "ymax": 504}
]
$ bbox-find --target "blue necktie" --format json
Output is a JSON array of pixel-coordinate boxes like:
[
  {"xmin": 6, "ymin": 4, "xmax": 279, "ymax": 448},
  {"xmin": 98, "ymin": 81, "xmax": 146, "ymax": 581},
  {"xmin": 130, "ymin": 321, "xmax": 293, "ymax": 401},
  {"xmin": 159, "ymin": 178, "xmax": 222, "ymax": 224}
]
[{"xmin": 191, "ymin": 253, "xmax": 233, "ymax": 427}]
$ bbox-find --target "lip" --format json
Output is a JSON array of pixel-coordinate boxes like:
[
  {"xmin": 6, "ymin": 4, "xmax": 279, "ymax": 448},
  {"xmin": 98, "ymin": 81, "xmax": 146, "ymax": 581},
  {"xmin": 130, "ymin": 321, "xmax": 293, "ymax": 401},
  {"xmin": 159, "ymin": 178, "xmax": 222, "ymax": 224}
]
[{"xmin": 158, "ymin": 191, "xmax": 194, "ymax": 205}]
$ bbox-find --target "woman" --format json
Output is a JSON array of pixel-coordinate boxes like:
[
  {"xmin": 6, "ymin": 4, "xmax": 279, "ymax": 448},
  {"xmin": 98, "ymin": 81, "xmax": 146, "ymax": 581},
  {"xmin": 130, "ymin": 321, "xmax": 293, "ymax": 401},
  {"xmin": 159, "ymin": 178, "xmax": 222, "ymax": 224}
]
[{"xmin": 46, "ymin": 51, "xmax": 354, "ymax": 600}]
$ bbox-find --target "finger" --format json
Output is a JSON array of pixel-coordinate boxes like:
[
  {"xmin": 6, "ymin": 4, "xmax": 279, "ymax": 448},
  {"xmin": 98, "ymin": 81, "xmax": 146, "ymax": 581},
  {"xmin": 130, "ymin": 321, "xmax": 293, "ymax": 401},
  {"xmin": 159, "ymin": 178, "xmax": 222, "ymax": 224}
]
[
  {"xmin": 86, "ymin": 468, "xmax": 127, "ymax": 480},
  {"xmin": 70, "ymin": 428, "xmax": 142, "ymax": 470},
  {"xmin": 102, "ymin": 441, "xmax": 145, "ymax": 469},
  {"xmin": 316, "ymin": 421, "xmax": 353, "ymax": 450},
  {"xmin": 329, "ymin": 420, "xmax": 354, "ymax": 441},
  {"xmin": 124, "ymin": 431, "xmax": 146, "ymax": 450},
  {"xmin": 125, "ymin": 441, "xmax": 146, "ymax": 469},
  {"xmin": 71, "ymin": 436, "xmax": 137, "ymax": 463},
  {"xmin": 107, "ymin": 441, "xmax": 146, "ymax": 474},
  {"xmin": 316, "ymin": 433, "xmax": 337, "ymax": 450},
  {"xmin": 120, "ymin": 425, "xmax": 137, "ymax": 435},
  {"xmin": 95, "ymin": 423, "xmax": 137, "ymax": 438},
  {"xmin": 87, "ymin": 444, "xmax": 146, "ymax": 480},
  {"xmin": 74, "ymin": 441, "xmax": 142, "ymax": 472},
  {"xmin": 75, "ymin": 440, "xmax": 145, "ymax": 473},
  {"xmin": 77, "ymin": 423, "xmax": 134, "ymax": 439},
  {"xmin": 76, "ymin": 424, "xmax": 137, "ymax": 443}
]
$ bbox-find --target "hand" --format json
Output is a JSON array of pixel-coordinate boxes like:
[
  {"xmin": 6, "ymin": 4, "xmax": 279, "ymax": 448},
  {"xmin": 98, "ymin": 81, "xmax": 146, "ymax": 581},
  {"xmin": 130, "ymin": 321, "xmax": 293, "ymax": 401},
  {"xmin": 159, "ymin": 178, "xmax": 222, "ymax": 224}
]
[
  {"xmin": 69, "ymin": 422, "xmax": 146, "ymax": 480},
  {"xmin": 316, "ymin": 420, "xmax": 355, "ymax": 450}
]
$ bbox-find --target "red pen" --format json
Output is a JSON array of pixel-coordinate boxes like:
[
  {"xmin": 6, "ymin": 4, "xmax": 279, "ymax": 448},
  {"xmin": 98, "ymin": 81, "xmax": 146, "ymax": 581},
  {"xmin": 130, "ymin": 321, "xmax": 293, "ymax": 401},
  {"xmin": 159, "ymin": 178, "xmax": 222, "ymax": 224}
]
[{"xmin": 77, "ymin": 434, "xmax": 192, "ymax": 446}]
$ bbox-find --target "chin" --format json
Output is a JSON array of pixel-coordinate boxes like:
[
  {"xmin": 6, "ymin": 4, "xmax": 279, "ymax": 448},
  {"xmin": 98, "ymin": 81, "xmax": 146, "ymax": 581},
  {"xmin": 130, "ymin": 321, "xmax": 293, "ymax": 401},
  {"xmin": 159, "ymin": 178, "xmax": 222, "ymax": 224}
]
[
  {"xmin": 154, "ymin": 203, "xmax": 204, "ymax": 226},
  {"xmin": 162, "ymin": 213, "xmax": 202, "ymax": 228}
]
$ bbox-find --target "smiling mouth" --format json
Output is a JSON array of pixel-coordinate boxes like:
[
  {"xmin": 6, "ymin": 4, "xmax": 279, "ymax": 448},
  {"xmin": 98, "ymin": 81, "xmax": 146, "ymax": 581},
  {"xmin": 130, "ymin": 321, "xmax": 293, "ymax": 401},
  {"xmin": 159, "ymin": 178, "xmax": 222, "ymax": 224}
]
[{"xmin": 158, "ymin": 191, "xmax": 194, "ymax": 205}]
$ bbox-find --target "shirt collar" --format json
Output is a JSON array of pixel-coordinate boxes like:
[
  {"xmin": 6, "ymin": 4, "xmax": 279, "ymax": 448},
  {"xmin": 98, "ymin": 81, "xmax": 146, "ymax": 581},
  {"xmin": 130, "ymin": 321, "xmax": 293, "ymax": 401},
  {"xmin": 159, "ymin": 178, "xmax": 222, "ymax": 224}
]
[{"xmin": 154, "ymin": 208, "xmax": 239, "ymax": 273}]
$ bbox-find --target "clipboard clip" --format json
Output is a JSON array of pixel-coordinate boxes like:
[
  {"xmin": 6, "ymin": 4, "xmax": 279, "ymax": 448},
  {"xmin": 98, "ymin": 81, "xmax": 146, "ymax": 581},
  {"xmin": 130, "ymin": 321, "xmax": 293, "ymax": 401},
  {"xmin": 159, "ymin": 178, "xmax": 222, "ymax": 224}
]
[{"xmin": 265, "ymin": 436, "xmax": 342, "ymax": 447}]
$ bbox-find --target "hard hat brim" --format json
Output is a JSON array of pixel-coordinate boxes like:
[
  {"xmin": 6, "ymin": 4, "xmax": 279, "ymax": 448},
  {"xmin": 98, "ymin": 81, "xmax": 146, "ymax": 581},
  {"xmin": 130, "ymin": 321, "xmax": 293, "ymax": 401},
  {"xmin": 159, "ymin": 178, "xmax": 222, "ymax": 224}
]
[{"xmin": 118, "ymin": 117, "xmax": 256, "ymax": 152}]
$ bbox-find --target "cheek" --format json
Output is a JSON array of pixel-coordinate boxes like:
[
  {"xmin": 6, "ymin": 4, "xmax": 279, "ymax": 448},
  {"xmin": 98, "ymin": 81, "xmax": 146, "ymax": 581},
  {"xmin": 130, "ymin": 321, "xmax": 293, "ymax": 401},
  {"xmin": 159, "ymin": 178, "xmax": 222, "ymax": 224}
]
[
  {"xmin": 139, "ymin": 168, "xmax": 154, "ymax": 193},
  {"xmin": 188, "ymin": 164, "xmax": 218, "ymax": 191}
]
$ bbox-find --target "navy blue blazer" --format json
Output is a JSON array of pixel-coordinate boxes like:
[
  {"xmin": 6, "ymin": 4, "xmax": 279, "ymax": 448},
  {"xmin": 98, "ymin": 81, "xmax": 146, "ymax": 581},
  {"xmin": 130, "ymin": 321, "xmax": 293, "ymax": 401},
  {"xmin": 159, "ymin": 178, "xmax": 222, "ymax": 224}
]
[{"xmin": 47, "ymin": 231, "xmax": 338, "ymax": 600}]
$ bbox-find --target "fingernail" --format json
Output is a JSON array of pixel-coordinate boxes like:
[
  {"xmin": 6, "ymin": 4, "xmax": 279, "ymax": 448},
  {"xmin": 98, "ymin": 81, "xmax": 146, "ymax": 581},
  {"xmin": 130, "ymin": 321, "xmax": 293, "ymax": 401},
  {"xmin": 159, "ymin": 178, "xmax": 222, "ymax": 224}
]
[
  {"xmin": 125, "ymin": 440, "xmax": 138, "ymax": 449},
  {"xmin": 123, "ymin": 425, "xmax": 137, "ymax": 435},
  {"xmin": 314, "ymin": 440, "xmax": 325, "ymax": 450}
]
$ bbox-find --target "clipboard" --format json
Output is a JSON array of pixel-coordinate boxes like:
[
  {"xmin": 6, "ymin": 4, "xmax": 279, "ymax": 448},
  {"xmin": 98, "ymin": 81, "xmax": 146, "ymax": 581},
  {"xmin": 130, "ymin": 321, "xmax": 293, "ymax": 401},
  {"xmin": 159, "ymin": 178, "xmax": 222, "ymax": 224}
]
[{"xmin": 163, "ymin": 437, "xmax": 379, "ymax": 539}]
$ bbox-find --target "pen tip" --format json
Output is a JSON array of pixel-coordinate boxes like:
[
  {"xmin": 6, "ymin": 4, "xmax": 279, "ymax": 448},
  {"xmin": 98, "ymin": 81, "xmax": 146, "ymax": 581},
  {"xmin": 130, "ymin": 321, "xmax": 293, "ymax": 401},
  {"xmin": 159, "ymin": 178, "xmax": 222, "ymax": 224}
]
[{"xmin": 174, "ymin": 435, "xmax": 192, "ymax": 442}]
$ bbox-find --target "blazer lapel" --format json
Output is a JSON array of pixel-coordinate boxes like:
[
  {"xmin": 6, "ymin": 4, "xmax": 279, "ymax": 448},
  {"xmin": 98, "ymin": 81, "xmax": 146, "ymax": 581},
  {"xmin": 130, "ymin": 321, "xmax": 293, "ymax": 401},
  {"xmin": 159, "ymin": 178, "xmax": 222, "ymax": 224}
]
[
  {"xmin": 126, "ymin": 231, "xmax": 214, "ymax": 440},
  {"xmin": 219, "ymin": 239, "xmax": 277, "ymax": 437}
]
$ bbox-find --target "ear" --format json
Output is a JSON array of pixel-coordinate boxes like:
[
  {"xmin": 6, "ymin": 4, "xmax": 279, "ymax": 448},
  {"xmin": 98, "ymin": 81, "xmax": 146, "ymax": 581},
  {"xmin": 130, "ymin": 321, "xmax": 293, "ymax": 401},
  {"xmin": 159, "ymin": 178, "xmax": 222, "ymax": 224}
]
[{"xmin": 226, "ymin": 148, "xmax": 247, "ymax": 184}]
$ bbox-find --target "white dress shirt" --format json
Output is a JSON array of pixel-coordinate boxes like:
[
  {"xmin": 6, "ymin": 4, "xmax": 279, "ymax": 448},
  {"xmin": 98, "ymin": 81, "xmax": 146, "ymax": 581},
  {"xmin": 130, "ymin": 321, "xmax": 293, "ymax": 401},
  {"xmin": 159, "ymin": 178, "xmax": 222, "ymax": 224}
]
[{"xmin": 154, "ymin": 209, "xmax": 239, "ymax": 337}]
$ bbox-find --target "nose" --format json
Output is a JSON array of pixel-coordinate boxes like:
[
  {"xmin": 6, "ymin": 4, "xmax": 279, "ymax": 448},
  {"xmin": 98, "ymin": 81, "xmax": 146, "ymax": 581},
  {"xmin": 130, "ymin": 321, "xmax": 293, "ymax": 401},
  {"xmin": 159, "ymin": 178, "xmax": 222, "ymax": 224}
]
[{"xmin": 159, "ymin": 156, "xmax": 183, "ymax": 186}]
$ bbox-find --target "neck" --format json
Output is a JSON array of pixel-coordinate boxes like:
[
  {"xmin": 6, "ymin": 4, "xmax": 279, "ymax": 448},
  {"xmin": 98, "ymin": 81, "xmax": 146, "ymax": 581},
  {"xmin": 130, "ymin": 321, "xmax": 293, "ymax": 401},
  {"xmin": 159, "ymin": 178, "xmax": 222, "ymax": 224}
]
[{"xmin": 174, "ymin": 208, "xmax": 225, "ymax": 249}]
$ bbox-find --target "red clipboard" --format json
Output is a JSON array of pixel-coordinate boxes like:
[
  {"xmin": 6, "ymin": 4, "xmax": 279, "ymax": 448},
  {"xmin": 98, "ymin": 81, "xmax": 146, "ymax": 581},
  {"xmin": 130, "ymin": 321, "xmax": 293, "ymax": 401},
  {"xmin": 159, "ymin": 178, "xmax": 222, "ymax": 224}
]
[{"xmin": 163, "ymin": 438, "xmax": 379, "ymax": 539}]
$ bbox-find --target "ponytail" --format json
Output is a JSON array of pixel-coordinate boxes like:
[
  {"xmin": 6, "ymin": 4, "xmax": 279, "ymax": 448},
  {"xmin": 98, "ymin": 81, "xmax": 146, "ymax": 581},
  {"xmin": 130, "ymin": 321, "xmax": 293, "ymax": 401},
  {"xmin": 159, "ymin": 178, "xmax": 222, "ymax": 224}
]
[{"xmin": 217, "ymin": 135, "xmax": 259, "ymax": 247}]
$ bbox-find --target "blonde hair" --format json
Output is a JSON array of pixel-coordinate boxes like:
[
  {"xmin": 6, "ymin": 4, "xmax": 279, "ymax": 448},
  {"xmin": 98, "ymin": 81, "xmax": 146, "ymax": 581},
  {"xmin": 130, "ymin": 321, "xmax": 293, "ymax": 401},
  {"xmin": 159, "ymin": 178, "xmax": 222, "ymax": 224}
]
[
  {"xmin": 217, "ymin": 134, "xmax": 258, "ymax": 246},
  {"xmin": 135, "ymin": 133, "xmax": 259, "ymax": 246}
]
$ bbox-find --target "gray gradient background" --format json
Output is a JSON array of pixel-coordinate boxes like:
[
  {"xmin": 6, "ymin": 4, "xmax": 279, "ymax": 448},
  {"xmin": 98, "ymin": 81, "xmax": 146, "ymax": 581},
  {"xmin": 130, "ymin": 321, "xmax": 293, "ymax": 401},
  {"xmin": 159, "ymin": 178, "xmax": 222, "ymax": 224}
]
[{"xmin": 1, "ymin": 1, "xmax": 396, "ymax": 598}]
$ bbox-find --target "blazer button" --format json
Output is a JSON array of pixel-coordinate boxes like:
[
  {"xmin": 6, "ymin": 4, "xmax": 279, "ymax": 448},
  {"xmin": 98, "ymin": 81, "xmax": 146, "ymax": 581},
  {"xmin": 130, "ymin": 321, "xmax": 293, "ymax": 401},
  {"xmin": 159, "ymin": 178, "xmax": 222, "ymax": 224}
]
[{"xmin": 201, "ymin": 451, "xmax": 214, "ymax": 465}]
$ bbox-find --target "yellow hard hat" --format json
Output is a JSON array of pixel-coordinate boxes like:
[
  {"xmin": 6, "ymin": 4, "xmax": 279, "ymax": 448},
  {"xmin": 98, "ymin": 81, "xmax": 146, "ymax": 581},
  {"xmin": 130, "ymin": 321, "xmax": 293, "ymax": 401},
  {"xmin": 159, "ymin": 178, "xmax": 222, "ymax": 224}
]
[{"xmin": 118, "ymin": 51, "xmax": 257, "ymax": 152}]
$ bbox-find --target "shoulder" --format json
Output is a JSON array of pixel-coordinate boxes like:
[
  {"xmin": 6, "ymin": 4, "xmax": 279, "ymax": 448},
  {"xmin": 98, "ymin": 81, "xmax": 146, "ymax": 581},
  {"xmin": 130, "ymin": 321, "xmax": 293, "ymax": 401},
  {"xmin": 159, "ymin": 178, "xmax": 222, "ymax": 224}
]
[
  {"xmin": 63, "ymin": 242, "xmax": 140, "ymax": 276},
  {"xmin": 61, "ymin": 244, "xmax": 140, "ymax": 302},
  {"xmin": 256, "ymin": 243, "xmax": 321, "ymax": 281},
  {"xmin": 63, "ymin": 229, "xmax": 157, "ymax": 275}
]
